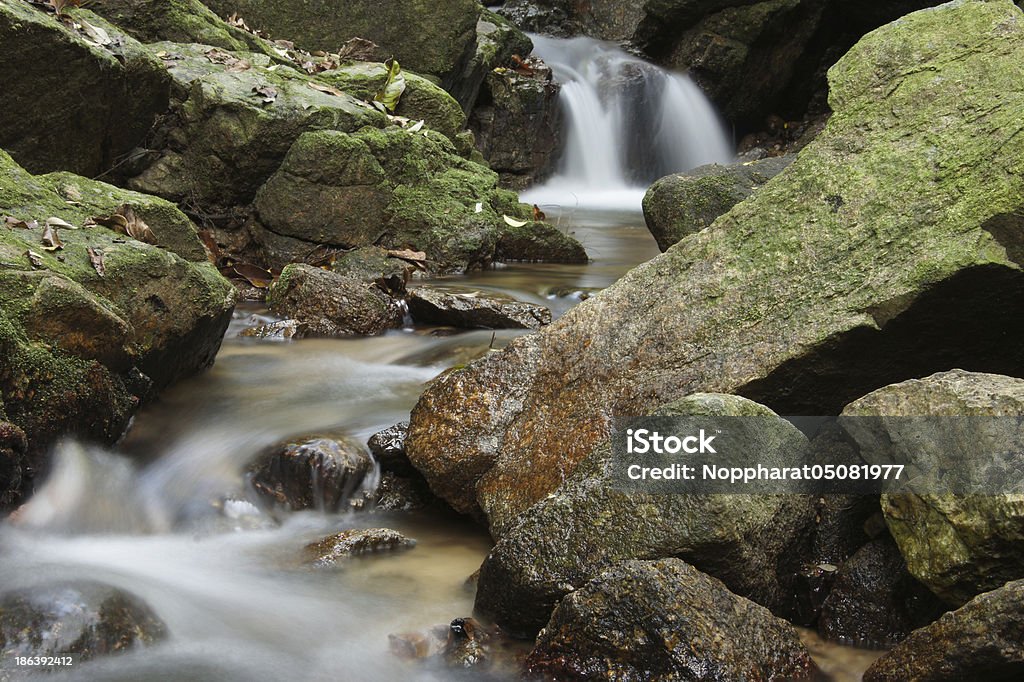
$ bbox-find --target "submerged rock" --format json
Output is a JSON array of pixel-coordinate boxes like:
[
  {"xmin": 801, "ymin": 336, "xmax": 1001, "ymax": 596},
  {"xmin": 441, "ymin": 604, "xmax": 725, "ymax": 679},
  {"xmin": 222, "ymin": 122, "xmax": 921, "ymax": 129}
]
[
  {"xmin": 250, "ymin": 435, "xmax": 373, "ymax": 512},
  {"xmin": 367, "ymin": 422, "xmax": 413, "ymax": 475},
  {"xmin": 842, "ymin": 370, "xmax": 1024, "ymax": 606},
  {"xmin": 303, "ymin": 528, "xmax": 415, "ymax": 567},
  {"xmin": 238, "ymin": 319, "xmax": 306, "ymax": 340},
  {"xmin": 863, "ymin": 578, "xmax": 1024, "ymax": 682},
  {"xmin": 819, "ymin": 536, "xmax": 945, "ymax": 648},
  {"xmin": 266, "ymin": 264, "xmax": 402, "ymax": 337},
  {"xmin": 527, "ymin": 558, "xmax": 819, "ymax": 681},
  {"xmin": 406, "ymin": 0, "xmax": 1024, "ymax": 533},
  {"xmin": 407, "ymin": 286, "xmax": 552, "ymax": 330},
  {"xmin": 474, "ymin": 394, "xmax": 816, "ymax": 635},
  {"xmin": 0, "ymin": 582, "xmax": 167, "ymax": 665},
  {"xmin": 0, "ymin": 3, "xmax": 169, "ymax": 177},
  {"xmin": 0, "ymin": 151, "xmax": 235, "ymax": 496},
  {"xmin": 643, "ymin": 155, "xmax": 795, "ymax": 251}
]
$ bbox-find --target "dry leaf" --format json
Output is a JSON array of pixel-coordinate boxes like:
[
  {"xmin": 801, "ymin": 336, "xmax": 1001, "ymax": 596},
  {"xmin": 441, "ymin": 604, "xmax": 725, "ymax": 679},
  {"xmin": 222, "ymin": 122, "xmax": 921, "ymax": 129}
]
[
  {"xmin": 227, "ymin": 262, "xmax": 273, "ymax": 288},
  {"xmin": 87, "ymin": 246, "xmax": 105, "ymax": 277},
  {"xmin": 308, "ymin": 81, "xmax": 346, "ymax": 97},
  {"xmin": 532, "ymin": 204, "xmax": 546, "ymax": 221},
  {"xmin": 227, "ymin": 59, "xmax": 252, "ymax": 72},
  {"xmin": 204, "ymin": 48, "xmax": 236, "ymax": 65},
  {"xmin": 252, "ymin": 85, "xmax": 278, "ymax": 105},
  {"xmin": 41, "ymin": 223, "xmax": 63, "ymax": 251},
  {"xmin": 406, "ymin": 119, "xmax": 425, "ymax": 133},
  {"xmin": 25, "ymin": 250, "xmax": 43, "ymax": 268},
  {"xmin": 3, "ymin": 216, "xmax": 33, "ymax": 229},
  {"xmin": 502, "ymin": 215, "xmax": 529, "ymax": 228},
  {"xmin": 86, "ymin": 205, "xmax": 156, "ymax": 244},
  {"xmin": 45, "ymin": 217, "xmax": 76, "ymax": 229},
  {"xmin": 78, "ymin": 18, "xmax": 111, "ymax": 46},
  {"xmin": 386, "ymin": 249, "xmax": 428, "ymax": 270},
  {"xmin": 474, "ymin": 202, "xmax": 483, "ymax": 214}
]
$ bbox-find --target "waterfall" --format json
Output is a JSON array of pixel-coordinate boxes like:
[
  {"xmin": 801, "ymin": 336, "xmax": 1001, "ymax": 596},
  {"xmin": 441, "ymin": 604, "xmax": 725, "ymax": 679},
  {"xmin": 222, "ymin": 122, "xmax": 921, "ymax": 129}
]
[{"xmin": 522, "ymin": 35, "xmax": 734, "ymax": 212}]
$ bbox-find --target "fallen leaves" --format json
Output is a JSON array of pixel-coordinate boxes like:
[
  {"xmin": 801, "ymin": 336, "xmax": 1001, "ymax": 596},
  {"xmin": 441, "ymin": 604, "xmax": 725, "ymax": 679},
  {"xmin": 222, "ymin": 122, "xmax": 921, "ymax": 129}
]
[
  {"xmin": 224, "ymin": 262, "xmax": 273, "ymax": 288},
  {"xmin": 308, "ymin": 81, "xmax": 346, "ymax": 98},
  {"xmin": 2, "ymin": 216, "xmax": 37, "ymax": 230},
  {"xmin": 87, "ymin": 246, "xmax": 105, "ymax": 277},
  {"xmin": 532, "ymin": 204, "xmax": 546, "ymax": 221},
  {"xmin": 252, "ymin": 84, "xmax": 278, "ymax": 105},
  {"xmin": 41, "ymin": 222, "xmax": 63, "ymax": 251},
  {"xmin": 86, "ymin": 205, "xmax": 157, "ymax": 244},
  {"xmin": 502, "ymin": 215, "xmax": 529, "ymax": 228},
  {"xmin": 25, "ymin": 250, "xmax": 43, "ymax": 268}
]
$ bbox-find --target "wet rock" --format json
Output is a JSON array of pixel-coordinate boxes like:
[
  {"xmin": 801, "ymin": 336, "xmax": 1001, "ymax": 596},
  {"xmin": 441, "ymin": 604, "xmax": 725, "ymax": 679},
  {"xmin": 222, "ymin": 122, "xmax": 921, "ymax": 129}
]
[
  {"xmin": 841, "ymin": 370, "xmax": 1024, "ymax": 606},
  {"xmin": 250, "ymin": 435, "xmax": 373, "ymax": 512},
  {"xmin": 449, "ymin": 9, "xmax": 535, "ymax": 113},
  {"xmin": 266, "ymin": 264, "xmax": 402, "ymax": 337},
  {"xmin": 443, "ymin": 617, "xmax": 491, "ymax": 669},
  {"xmin": 863, "ymin": 578, "xmax": 1024, "ymax": 682},
  {"xmin": 0, "ymin": 582, "xmax": 167, "ymax": 665},
  {"xmin": 474, "ymin": 395, "xmax": 817, "ymax": 635},
  {"xmin": 498, "ymin": 0, "xmax": 646, "ymax": 40},
  {"xmin": 203, "ymin": 0, "xmax": 481, "ymax": 83},
  {"xmin": 0, "ymin": 151, "xmax": 235, "ymax": 494},
  {"xmin": 819, "ymin": 536, "xmax": 946, "ymax": 648},
  {"xmin": 493, "ymin": 220, "xmax": 588, "ymax": 264},
  {"xmin": 0, "ymin": 422, "xmax": 27, "ymax": 512},
  {"xmin": 406, "ymin": 0, "xmax": 1024, "ymax": 532},
  {"xmin": 330, "ymin": 247, "xmax": 413, "ymax": 297},
  {"xmin": 319, "ymin": 63, "xmax": 467, "ymax": 142},
  {"xmin": 0, "ymin": 3, "xmax": 169, "ymax": 177},
  {"xmin": 527, "ymin": 558, "xmax": 820, "ymax": 681},
  {"xmin": 252, "ymin": 126, "xmax": 558, "ymax": 274},
  {"xmin": 127, "ymin": 41, "xmax": 384, "ymax": 212},
  {"xmin": 367, "ymin": 422, "xmax": 413, "ymax": 475},
  {"xmin": 238, "ymin": 319, "xmax": 306, "ymax": 340},
  {"xmin": 303, "ymin": 528, "xmax": 415, "ymax": 567},
  {"xmin": 407, "ymin": 286, "xmax": 551, "ymax": 330},
  {"xmin": 372, "ymin": 471, "xmax": 440, "ymax": 513},
  {"xmin": 643, "ymin": 155, "xmax": 796, "ymax": 251},
  {"xmin": 90, "ymin": 0, "xmax": 268, "ymax": 51},
  {"xmin": 469, "ymin": 61, "xmax": 563, "ymax": 190}
]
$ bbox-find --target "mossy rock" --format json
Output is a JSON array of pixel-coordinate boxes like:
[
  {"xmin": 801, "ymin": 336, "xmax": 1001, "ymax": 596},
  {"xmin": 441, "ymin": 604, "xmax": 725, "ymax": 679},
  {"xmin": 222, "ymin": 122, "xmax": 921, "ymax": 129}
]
[
  {"xmin": 0, "ymin": 2, "xmax": 170, "ymax": 177},
  {"xmin": 406, "ymin": 0, "xmax": 1024, "ymax": 532},
  {"xmin": 202, "ymin": 0, "xmax": 481, "ymax": 81},
  {"xmin": 127, "ymin": 41, "xmax": 385, "ymax": 211},
  {"xmin": 89, "ymin": 0, "xmax": 272, "ymax": 53},
  {"xmin": 448, "ymin": 9, "xmax": 534, "ymax": 111},
  {"xmin": 254, "ymin": 127, "xmax": 584, "ymax": 273},
  {"xmin": 0, "ymin": 151, "xmax": 235, "ymax": 481},
  {"xmin": 319, "ymin": 63, "xmax": 466, "ymax": 141}
]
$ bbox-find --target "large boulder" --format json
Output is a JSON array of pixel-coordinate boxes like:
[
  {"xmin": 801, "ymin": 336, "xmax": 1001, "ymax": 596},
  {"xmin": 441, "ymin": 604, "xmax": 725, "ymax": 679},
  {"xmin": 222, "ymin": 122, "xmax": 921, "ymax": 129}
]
[
  {"xmin": 643, "ymin": 155, "xmax": 795, "ymax": 251},
  {"xmin": 842, "ymin": 370, "xmax": 1024, "ymax": 606},
  {"xmin": 266, "ymin": 264, "xmax": 403, "ymax": 336},
  {"xmin": 252, "ymin": 127, "xmax": 585, "ymax": 273},
  {"xmin": 90, "ymin": 0, "xmax": 269, "ymax": 51},
  {"xmin": 406, "ymin": 0, "xmax": 1024, "ymax": 533},
  {"xmin": 0, "ymin": 2, "xmax": 170, "ymax": 177},
  {"xmin": 527, "ymin": 558, "xmax": 819, "ymax": 681},
  {"xmin": 249, "ymin": 435, "xmax": 374, "ymax": 512},
  {"xmin": 127, "ymin": 42, "xmax": 385, "ymax": 212},
  {"xmin": 449, "ymin": 9, "xmax": 535, "ymax": 113},
  {"xmin": 863, "ymin": 578, "xmax": 1024, "ymax": 682},
  {"xmin": 0, "ymin": 150, "xmax": 235, "ymax": 493},
  {"xmin": 474, "ymin": 394, "xmax": 817, "ymax": 635},
  {"xmin": 201, "ymin": 0, "xmax": 481, "ymax": 84},
  {"xmin": 0, "ymin": 582, "xmax": 167, "ymax": 665}
]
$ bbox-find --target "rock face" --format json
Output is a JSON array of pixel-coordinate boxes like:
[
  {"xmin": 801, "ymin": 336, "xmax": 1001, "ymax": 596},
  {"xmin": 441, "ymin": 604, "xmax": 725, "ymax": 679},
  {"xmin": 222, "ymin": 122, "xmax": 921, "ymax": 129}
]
[
  {"xmin": 469, "ymin": 61, "xmax": 563, "ymax": 189},
  {"xmin": 250, "ymin": 435, "xmax": 373, "ymax": 512},
  {"xmin": 407, "ymin": 287, "xmax": 552, "ymax": 330},
  {"xmin": 643, "ymin": 155, "xmax": 795, "ymax": 251},
  {"xmin": 128, "ymin": 42, "xmax": 384, "ymax": 211},
  {"xmin": 527, "ymin": 559, "xmax": 819, "ymax": 681},
  {"xmin": 0, "ymin": 151, "xmax": 235, "ymax": 491},
  {"xmin": 863, "ymin": 578, "xmax": 1024, "ymax": 682},
  {"xmin": 818, "ymin": 536, "xmax": 946, "ymax": 648},
  {"xmin": 0, "ymin": 422, "xmax": 27, "ymax": 511},
  {"xmin": 449, "ymin": 9, "xmax": 535, "ymax": 113},
  {"xmin": 0, "ymin": 582, "xmax": 167, "ymax": 664},
  {"xmin": 303, "ymin": 528, "xmax": 416, "ymax": 567},
  {"xmin": 266, "ymin": 264, "xmax": 402, "ymax": 337},
  {"xmin": 91, "ymin": 0, "xmax": 267, "ymax": 51},
  {"xmin": 202, "ymin": 0, "xmax": 481, "ymax": 83},
  {"xmin": 0, "ymin": 3, "xmax": 170, "ymax": 177},
  {"xmin": 842, "ymin": 370, "xmax": 1024, "ymax": 606},
  {"xmin": 474, "ymin": 395, "xmax": 817, "ymax": 635},
  {"xmin": 406, "ymin": 0, "xmax": 1024, "ymax": 533}
]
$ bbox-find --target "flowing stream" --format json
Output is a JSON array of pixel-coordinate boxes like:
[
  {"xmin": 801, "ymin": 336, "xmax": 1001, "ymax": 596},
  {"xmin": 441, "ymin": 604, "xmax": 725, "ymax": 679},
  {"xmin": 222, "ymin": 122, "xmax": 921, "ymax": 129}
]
[{"xmin": 0, "ymin": 35, "xmax": 876, "ymax": 681}]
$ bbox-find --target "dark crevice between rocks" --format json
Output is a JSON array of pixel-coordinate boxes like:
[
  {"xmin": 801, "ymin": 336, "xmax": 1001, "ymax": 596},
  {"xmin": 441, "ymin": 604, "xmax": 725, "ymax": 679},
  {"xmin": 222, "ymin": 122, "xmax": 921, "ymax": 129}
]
[{"xmin": 738, "ymin": 264, "xmax": 1024, "ymax": 415}]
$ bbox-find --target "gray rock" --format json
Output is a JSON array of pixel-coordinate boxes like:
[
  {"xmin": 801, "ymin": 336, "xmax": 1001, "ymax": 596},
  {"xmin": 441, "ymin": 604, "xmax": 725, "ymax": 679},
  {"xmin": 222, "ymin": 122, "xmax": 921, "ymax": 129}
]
[
  {"xmin": 841, "ymin": 370, "xmax": 1024, "ymax": 606},
  {"xmin": 303, "ymin": 528, "xmax": 416, "ymax": 567},
  {"xmin": 527, "ymin": 558, "xmax": 820, "ymax": 681},
  {"xmin": 267, "ymin": 264, "xmax": 402, "ymax": 337},
  {"xmin": 643, "ymin": 155, "xmax": 795, "ymax": 251},
  {"xmin": 863, "ymin": 578, "xmax": 1024, "ymax": 682},
  {"xmin": 407, "ymin": 286, "xmax": 552, "ymax": 330},
  {"xmin": 0, "ymin": 582, "xmax": 166, "ymax": 666},
  {"xmin": 250, "ymin": 435, "xmax": 373, "ymax": 512},
  {"xmin": 367, "ymin": 422, "xmax": 413, "ymax": 475},
  {"xmin": 474, "ymin": 394, "xmax": 817, "ymax": 635}
]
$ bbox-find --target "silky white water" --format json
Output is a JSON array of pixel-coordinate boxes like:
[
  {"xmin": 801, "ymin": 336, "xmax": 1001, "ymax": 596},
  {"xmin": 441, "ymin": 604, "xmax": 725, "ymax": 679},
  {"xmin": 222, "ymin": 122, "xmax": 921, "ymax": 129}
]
[{"xmin": 522, "ymin": 35, "xmax": 734, "ymax": 212}]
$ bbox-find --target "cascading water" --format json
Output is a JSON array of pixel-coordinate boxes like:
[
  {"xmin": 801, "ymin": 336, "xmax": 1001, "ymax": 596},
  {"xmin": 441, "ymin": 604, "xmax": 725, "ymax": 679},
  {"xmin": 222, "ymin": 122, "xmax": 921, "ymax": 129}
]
[{"xmin": 522, "ymin": 35, "xmax": 734, "ymax": 212}]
